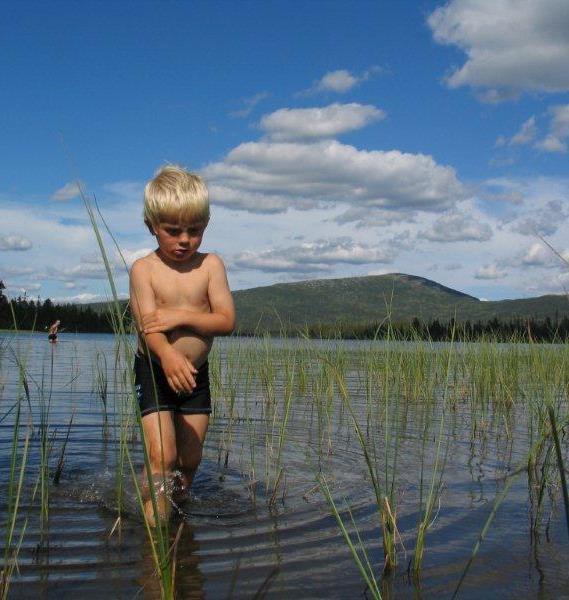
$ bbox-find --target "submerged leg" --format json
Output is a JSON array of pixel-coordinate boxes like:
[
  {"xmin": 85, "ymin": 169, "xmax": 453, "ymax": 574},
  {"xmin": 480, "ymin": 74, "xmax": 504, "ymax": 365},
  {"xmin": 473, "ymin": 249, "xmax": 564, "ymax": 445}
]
[{"xmin": 141, "ymin": 411, "xmax": 177, "ymax": 527}]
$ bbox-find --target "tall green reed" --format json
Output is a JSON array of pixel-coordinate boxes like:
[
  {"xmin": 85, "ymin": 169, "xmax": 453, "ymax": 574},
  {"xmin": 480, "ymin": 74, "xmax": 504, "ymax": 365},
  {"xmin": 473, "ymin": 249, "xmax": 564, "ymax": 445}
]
[
  {"xmin": 1, "ymin": 309, "xmax": 33, "ymax": 596},
  {"xmin": 317, "ymin": 474, "xmax": 382, "ymax": 599},
  {"xmin": 79, "ymin": 184, "xmax": 176, "ymax": 598},
  {"xmin": 1, "ymin": 414, "xmax": 30, "ymax": 600},
  {"xmin": 412, "ymin": 325, "xmax": 456, "ymax": 577}
]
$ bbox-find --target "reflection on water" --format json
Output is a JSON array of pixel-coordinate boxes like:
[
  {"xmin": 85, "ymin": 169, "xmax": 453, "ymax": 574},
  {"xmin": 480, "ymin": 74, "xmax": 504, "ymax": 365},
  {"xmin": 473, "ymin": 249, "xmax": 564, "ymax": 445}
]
[{"xmin": 0, "ymin": 331, "xmax": 568, "ymax": 598}]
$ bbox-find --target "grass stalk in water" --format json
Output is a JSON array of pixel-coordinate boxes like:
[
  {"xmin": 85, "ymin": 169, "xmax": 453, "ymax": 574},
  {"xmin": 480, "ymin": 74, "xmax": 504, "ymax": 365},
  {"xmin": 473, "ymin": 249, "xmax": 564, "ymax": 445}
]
[
  {"xmin": 1, "ymin": 404, "xmax": 31, "ymax": 600},
  {"xmin": 1, "ymin": 301, "xmax": 34, "ymax": 594},
  {"xmin": 317, "ymin": 474, "xmax": 382, "ymax": 600},
  {"xmin": 328, "ymin": 356, "xmax": 399, "ymax": 575},
  {"xmin": 379, "ymin": 317, "xmax": 403, "ymax": 573},
  {"xmin": 8, "ymin": 305, "xmax": 54, "ymax": 550},
  {"xmin": 30, "ymin": 330, "xmax": 57, "ymax": 549},
  {"xmin": 94, "ymin": 350, "xmax": 109, "ymax": 437},
  {"xmin": 215, "ymin": 344, "xmax": 240, "ymax": 468},
  {"xmin": 547, "ymin": 406, "xmax": 569, "ymax": 538},
  {"xmin": 259, "ymin": 340, "xmax": 279, "ymax": 497},
  {"xmin": 79, "ymin": 184, "xmax": 176, "ymax": 598},
  {"xmin": 53, "ymin": 412, "xmax": 74, "ymax": 485},
  {"xmin": 269, "ymin": 354, "xmax": 296, "ymax": 506},
  {"xmin": 412, "ymin": 324, "xmax": 456, "ymax": 577},
  {"xmin": 452, "ymin": 462, "xmax": 527, "ymax": 599}
]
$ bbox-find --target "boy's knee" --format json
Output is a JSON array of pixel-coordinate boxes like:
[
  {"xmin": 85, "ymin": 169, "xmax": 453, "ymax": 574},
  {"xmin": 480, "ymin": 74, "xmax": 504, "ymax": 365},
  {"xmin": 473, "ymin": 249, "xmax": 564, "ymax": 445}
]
[{"xmin": 148, "ymin": 446, "xmax": 177, "ymax": 473}]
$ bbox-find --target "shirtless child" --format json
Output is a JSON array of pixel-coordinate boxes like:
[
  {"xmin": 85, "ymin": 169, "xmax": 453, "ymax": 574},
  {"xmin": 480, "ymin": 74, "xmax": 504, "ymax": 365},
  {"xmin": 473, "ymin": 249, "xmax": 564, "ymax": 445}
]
[{"xmin": 129, "ymin": 165, "xmax": 235, "ymax": 526}]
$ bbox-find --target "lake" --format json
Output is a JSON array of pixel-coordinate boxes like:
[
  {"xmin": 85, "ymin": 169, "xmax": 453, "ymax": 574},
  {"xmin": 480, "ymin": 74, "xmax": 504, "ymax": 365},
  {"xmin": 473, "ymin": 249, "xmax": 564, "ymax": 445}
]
[{"xmin": 1, "ymin": 331, "xmax": 568, "ymax": 598}]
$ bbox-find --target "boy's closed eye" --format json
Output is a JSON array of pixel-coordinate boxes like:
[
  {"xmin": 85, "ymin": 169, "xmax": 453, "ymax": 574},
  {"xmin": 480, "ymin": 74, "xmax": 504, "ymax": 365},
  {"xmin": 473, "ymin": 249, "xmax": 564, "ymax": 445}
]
[{"xmin": 163, "ymin": 225, "xmax": 205, "ymax": 237}]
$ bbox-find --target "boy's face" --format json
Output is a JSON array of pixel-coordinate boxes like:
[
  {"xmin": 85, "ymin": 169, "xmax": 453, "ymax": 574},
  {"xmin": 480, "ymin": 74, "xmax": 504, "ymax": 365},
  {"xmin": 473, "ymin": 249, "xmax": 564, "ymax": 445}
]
[{"xmin": 153, "ymin": 220, "xmax": 207, "ymax": 262}]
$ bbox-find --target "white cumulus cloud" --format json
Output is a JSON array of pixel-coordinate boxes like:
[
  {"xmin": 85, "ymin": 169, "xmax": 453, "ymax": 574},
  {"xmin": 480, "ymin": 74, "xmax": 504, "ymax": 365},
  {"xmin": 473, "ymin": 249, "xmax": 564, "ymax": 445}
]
[
  {"xmin": 475, "ymin": 264, "xmax": 507, "ymax": 280},
  {"xmin": 428, "ymin": 0, "xmax": 569, "ymax": 99},
  {"xmin": 45, "ymin": 261, "xmax": 113, "ymax": 281},
  {"xmin": 0, "ymin": 234, "xmax": 33, "ymax": 251},
  {"xmin": 259, "ymin": 103, "xmax": 385, "ymax": 141},
  {"xmin": 521, "ymin": 242, "xmax": 553, "ymax": 266},
  {"xmin": 205, "ymin": 139, "xmax": 465, "ymax": 222},
  {"xmin": 234, "ymin": 237, "xmax": 395, "ymax": 273},
  {"xmin": 510, "ymin": 199, "xmax": 568, "ymax": 236},
  {"xmin": 420, "ymin": 212, "xmax": 493, "ymax": 243},
  {"xmin": 316, "ymin": 69, "xmax": 359, "ymax": 93},
  {"xmin": 119, "ymin": 247, "xmax": 153, "ymax": 268},
  {"xmin": 298, "ymin": 67, "xmax": 381, "ymax": 95}
]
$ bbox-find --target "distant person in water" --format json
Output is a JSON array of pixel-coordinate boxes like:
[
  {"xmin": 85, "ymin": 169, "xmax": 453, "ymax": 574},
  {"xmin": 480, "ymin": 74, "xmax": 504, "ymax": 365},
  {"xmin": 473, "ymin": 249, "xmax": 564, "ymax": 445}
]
[
  {"xmin": 48, "ymin": 319, "xmax": 60, "ymax": 343},
  {"xmin": 129, "ymin": 164, "xmax": 235, "ymax": 527}
]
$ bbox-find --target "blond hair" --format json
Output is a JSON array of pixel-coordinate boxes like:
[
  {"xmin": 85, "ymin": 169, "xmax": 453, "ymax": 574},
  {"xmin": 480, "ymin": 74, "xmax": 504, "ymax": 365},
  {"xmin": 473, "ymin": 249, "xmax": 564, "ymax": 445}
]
[{"xmin": 144, "ymin": 164, "xmax": 210, "ymax": 227}]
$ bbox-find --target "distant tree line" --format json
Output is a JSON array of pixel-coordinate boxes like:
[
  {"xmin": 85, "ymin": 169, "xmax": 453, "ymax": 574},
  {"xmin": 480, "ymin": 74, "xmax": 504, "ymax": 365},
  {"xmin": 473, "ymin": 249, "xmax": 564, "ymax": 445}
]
[
  {"xmin": 2, "ymin": 280, "xmax": 569, "ymax": 342},
  {"xmin": 302, "ymin": 316, "xmax": 569, "ymax": 343},
  {"xmin": 0, "ymin": 281, "xmax": 114, "ymax": 333}
]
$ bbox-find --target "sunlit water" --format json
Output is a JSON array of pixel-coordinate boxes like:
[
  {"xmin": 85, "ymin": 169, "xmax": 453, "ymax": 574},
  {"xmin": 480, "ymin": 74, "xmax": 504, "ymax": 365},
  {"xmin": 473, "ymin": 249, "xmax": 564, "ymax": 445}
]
[{"xmin": 0, "ymin": 332, "xmax": 568, "ymax": 598}]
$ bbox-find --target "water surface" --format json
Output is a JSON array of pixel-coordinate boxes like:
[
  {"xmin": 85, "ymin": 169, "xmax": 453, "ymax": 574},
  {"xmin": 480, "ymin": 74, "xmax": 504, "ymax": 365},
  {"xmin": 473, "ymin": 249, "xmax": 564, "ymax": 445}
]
[{"xmin": 1, "ymin": 332, "xmax": 568, "ymax": 598}]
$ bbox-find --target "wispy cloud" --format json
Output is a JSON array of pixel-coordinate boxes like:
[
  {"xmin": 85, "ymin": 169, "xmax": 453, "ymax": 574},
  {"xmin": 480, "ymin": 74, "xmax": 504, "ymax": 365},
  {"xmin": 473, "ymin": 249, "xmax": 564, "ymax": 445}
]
[
  {"xmin": 0, "ymin": 265, "xmax": 36, "ymax": 276},
  {"xmin": 3, "ymin": 282, "xmax": 42, "ymax": 296},
  {"xmin": 229, "ymin": 91, "xmax": 270, "ymax": 118},
  {"xmin": 297, "ymin": 67, "xmax": 381, "ymax": 96},
  {"xmin": 234, "ymin": 237, "xmax": 395, "ymax": 274},
  {"xmin": 51, "ymin": 292, "xmax": 128, "ymax": 304},
  {"xmin": 51, "ymin": 181, "xmax": 81, "ymax": 201},
  {"xmin": 535, "ymin": 104, "xmax": 569, "ymax": 153},
  {"xmin": 495, "ymin": 116, "xmax": 537, "ymax": 147}
]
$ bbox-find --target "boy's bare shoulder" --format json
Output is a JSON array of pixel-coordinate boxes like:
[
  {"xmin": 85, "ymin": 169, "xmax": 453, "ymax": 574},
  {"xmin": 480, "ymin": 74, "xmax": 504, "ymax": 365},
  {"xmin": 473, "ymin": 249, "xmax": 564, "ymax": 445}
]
[
  {"xmin": 130, "ymin": 253, "xmax": 157, "ymax": 279},
  {"xmin": 202, "ymin": 252, "xmax": 227, "ymax": 270},
  {"xmin": 204, "ymin": 252, "xmax": 225, "ymax": 268}
]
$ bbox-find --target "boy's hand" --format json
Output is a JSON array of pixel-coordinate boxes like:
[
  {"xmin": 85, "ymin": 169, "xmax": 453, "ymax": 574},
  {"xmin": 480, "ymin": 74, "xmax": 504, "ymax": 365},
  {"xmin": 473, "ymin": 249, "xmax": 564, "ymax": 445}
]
[
  {"xmin": 142, "ymin": 308, "xmax": 188, "ymax": 334},
  {"xmin": 159, "ymin": 346, "xmax": 198, "ymax": 394}
]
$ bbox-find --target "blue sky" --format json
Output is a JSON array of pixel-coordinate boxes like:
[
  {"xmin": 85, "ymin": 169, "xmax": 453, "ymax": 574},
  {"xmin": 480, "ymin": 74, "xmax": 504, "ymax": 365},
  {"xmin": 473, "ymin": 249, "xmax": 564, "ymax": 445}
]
[{"xmin": 1, "ymin": 0, "xmax": 569, "ymax": 303}]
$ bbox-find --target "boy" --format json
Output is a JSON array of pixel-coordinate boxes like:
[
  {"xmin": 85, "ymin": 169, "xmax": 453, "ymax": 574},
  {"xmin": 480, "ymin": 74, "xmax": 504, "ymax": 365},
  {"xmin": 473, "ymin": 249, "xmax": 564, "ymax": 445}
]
[{"xmin": 129, "ymin": 164, "xmax": 235, "ymax": 526}]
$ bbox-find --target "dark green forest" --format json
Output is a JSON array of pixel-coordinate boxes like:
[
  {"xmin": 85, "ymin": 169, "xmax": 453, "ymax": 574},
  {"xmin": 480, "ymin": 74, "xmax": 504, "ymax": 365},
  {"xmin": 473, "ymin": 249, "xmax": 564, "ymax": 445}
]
[
  {"xmin": 1, "ymin": 279, "xmax": 569, "ymax": 342},
  {"xmin": 302, "ymin": 315, "xmax": 569, "ymax": 342},
  {"xmin": 0, "ymin": 281, "xmax": 115, "ymax": 334}
]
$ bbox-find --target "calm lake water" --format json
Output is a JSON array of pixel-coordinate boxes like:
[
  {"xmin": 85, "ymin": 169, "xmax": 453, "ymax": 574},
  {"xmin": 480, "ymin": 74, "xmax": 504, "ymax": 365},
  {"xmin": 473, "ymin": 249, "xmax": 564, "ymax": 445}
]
[{"xmin": 1, "ymin": 332, "xmax": 568, "ymax": 598}]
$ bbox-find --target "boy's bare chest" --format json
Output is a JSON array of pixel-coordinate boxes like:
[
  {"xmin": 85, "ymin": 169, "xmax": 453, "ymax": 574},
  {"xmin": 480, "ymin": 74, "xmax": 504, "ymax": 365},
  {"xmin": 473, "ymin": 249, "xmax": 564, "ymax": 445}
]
[{"xmin": 150, "ymin": 266, "xmax": 209, "ymax": 309}]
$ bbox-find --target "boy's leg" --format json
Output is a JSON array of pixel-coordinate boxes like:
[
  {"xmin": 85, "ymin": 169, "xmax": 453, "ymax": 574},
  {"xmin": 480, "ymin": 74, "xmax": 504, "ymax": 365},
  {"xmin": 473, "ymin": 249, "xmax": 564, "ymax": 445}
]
[
  {"xmin": 174, "ymin": 414, "xmax": 209, "ymax": 494},
  {"xmin": 141, "ymin": 411, "xmax": 177, "ymax": 526}
]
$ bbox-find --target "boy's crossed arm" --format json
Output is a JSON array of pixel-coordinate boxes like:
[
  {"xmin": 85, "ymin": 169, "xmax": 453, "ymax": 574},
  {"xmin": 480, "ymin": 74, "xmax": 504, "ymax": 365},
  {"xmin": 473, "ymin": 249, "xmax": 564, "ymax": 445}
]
[
  {"xmin": 141, "ymin": 254, "xmax": 236, "ymax": 337},
  {"xmin": 130, "ymin": 260, "xmax": 197, "ymax": 393}
]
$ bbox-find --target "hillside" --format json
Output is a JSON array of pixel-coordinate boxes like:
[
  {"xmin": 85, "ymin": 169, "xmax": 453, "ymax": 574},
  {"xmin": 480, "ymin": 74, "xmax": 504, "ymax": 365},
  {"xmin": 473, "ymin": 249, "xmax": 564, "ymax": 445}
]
[
  {"xmin": 82, "ymin": 273, "xmax": 569, "ymax": 334},
  {"xmin": 232, "ymin": 273, "xmax": 569, "ymax": 333}
]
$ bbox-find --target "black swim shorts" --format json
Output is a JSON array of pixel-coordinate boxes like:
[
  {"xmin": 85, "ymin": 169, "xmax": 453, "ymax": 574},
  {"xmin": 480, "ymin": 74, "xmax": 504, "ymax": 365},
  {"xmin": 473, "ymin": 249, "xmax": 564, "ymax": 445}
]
[{"xmin": 134, "ymin": 353, "xmax": 211, "ymax": 417}]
